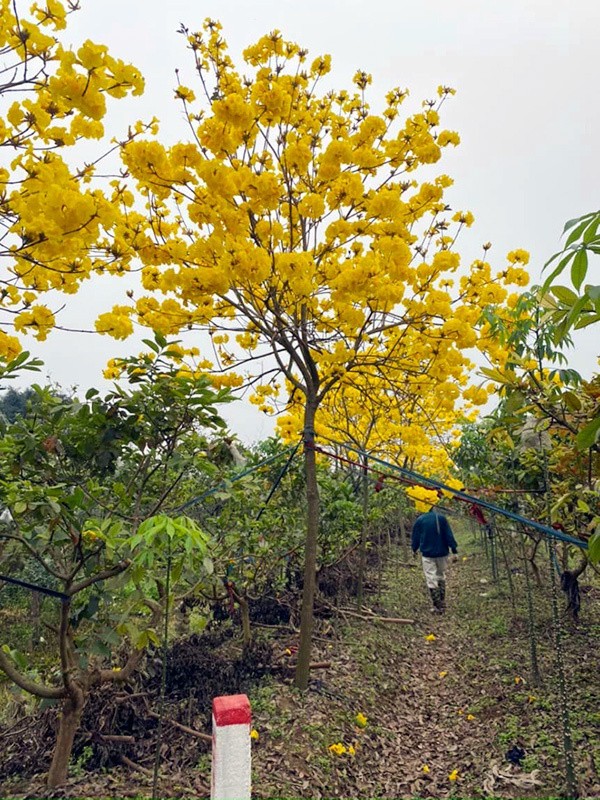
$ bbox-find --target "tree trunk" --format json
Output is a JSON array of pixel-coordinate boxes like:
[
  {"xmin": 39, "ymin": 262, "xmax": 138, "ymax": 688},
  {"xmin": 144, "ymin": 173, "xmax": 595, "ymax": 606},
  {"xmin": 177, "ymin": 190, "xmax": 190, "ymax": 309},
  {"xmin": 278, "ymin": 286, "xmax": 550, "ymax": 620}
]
[
  {"xmin": 398, "ymin": 511, "xmax": 408, "ymax": 562},
  {"xmin": 47, "ymin": 691, "xmax": 85, "ymax": 787},
  {"xmin": 294, "ymin": 399, "xmax": 320, "ymax": 691},
  {"xmin": 30, "ymin": 591, "xmax": 41, "ymax": 651},
  {"xmin": 356, "ymin": 455, "xmax": 369, "ymax": 610},
  {"xmin": 238, "ymin": 595, "xmax": 252, "ymax": 651}
]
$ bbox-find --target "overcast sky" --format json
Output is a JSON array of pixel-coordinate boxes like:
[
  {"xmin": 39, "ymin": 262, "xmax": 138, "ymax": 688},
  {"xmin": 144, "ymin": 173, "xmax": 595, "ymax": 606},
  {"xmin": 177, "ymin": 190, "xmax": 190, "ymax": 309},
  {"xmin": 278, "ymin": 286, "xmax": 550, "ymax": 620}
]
[{"xmin": 13, "ymin": 0, "xmax": 599, "ymax": 443}]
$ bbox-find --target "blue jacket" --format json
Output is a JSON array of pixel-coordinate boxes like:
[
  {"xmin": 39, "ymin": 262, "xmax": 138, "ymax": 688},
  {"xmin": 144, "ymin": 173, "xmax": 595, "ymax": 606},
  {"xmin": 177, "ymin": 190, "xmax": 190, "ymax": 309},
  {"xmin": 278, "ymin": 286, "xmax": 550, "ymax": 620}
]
[{"xmin": 411, "ymin": 511, "xmax": 458, "ymax": 558}]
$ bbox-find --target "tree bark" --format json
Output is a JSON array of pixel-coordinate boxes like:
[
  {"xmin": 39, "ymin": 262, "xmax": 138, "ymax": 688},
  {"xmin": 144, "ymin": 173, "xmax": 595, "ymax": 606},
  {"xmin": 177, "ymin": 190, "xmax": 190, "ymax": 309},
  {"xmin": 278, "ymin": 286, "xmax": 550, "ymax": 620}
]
[
  {"xmin": 30, "ymin": 591, "xmax": 41, "ymax": 651},
  {"xmin": 398, "ymin": 511, "xmax": 408, "ymax": 563},
  {"xmin": 294, "ymin": 398, "xmax": 320, "ymax": 691},
  {"xmin": 238, "ymin": 595, "xmax": 252, "ymax": 650},
  {"xmin": 356, "ymin": 455, "xmax": 368, "ymax": 610},
  {"xmin": 47, "ymin": 690, "xmax": 85, "ymax": 787}
]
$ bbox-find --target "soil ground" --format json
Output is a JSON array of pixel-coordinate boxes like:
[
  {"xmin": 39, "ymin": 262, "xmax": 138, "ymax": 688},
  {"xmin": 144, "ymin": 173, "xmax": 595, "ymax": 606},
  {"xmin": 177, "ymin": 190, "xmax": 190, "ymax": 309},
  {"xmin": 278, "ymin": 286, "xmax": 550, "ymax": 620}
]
[{"xmin": 1, "ymin": 520, "xmax": 599, "ymax": 799}]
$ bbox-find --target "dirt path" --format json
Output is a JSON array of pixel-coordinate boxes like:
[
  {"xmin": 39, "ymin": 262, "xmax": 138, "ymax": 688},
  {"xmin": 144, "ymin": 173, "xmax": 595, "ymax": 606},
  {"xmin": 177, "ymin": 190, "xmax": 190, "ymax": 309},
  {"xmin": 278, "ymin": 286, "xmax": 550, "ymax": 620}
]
[{"xmin": 355, "ymin": 526, "xmax": 600, "ymax": 799}]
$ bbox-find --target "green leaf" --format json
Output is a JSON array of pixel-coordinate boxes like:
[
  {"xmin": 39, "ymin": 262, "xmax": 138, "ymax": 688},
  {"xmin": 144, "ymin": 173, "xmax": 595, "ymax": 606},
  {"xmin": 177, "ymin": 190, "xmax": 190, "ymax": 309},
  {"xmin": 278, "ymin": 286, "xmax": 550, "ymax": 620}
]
[
  {"xmin": 582, "ymin": 214, "xmax": 600, "ymax": 243},
  {"xmin": 575, "ymin": 415, "xmax": 600, "ymax": 450},
  {"xmin": 561, "ymin": 391, "xmax": 581, "ymax": 411},
  {"xmin": 541, "ymin": 250, "xmax": 576, "ymax": 291},
  {"xmin": 586, "ymin": 284, "xmax": 600, "ymax": 301},
  {"xmin": 570, "ymin": 249, "xmax": 588, "ymax": 291},
  {"xmin": 551, "ymin": 285, "xmax": 578, "ymax": 305},
  {"xmin": 141, "ymin": 338, "xmax": 161, "ymax": 353},
  {"xmin": 588, "ymin": 528, "xmax": 600, "ymax": 564},
  {"xmin": 565, "ymin": 293, "xmax": 590, "ymax": 330},
  {"xmin": 562, "ymin": 212, "xmax": 594, "ymax": 235},
  {"xmin": 574, "ymin": 312, "xmax": 600, "ymax": 329},
  {"xmin": 565, "ymin": 214, "xmax": 596, "ymax": 246}
]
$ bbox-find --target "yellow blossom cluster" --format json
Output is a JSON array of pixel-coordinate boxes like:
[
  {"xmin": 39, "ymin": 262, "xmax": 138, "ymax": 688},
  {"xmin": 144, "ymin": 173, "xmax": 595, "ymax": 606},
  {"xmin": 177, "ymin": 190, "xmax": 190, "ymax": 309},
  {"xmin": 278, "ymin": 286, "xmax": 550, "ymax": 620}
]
[
  {"xmin": 1, "ymin": 0, "xmax": 146, "ymax": 352},
  {"xmin": 406, "ymin": 485, "xmax": 440, "ymax": 513}
]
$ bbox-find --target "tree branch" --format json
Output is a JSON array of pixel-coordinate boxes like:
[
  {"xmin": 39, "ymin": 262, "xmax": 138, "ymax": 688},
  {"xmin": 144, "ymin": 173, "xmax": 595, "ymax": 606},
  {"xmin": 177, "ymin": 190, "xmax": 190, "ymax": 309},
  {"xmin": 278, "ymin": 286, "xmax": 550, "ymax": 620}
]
[
  {"xmin": 0, "ymin": 648, "xmax": 66, "ymax": 699},
  {"xmin": 68, "ymin": 560, "xmax": 130, "ymax": 596}
]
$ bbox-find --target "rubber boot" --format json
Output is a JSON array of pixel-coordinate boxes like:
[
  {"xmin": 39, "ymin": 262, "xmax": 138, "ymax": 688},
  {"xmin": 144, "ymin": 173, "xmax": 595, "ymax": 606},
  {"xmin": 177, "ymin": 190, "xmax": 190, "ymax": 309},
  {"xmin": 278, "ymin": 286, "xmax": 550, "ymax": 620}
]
[
  {"xmin": 429, "ymin": 587, "xmax": 442, "ymax": 613},
  {"xmin": 438, "ymin": 580, "xmax": 446, "ymax": 611}
]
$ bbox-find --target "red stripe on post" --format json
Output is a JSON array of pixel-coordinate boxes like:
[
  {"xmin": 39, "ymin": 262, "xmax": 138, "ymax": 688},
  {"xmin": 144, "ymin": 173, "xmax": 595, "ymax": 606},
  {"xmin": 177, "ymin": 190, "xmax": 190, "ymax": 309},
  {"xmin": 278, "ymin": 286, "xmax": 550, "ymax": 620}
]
[{"xmin": 213, "ymin": 694, "xmax": 251, "ymax": 726}]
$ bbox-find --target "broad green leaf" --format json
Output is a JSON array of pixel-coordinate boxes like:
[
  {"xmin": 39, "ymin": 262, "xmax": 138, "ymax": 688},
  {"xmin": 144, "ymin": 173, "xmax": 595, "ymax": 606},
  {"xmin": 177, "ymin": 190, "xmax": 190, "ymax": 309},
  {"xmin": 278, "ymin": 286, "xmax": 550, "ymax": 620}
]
[
  {"xmin": 541, "ymin": 250, "xmax": 576, "ymax": 291},
  {"xmin": 575, "ymin": 415, "xmax": 600, "ymax": 450},
  {"xmin": 570, "ymin": 249, "xmax": 588, "ymax": 291},
  {"xmin": 574, "ymin": 312, "xmax": 600, "ymax": 329},
  {"xmin": 141, "ymin": 338, "xmax": 161, "ymax": 353},
  {"xmin": 588, "ymin": 528, "xmax": 600, "ymax": 565},
  {"xmin": 565, "ymin": 293, "xmax": 590, "ymax": 330},
  {"xmin": 582, "ymin": 214, "xmax": 600, "ymax": 243},
  {"xmin": 561, "ymin": 391, "xmax": 581, "ymax": 411},
  {"xmin": 551, "ymin": 285, "xmax": 578, "ymax": 305},
  {"xmin": 565, "ymin": 215, "xmax": 596, "ymax": 247}
]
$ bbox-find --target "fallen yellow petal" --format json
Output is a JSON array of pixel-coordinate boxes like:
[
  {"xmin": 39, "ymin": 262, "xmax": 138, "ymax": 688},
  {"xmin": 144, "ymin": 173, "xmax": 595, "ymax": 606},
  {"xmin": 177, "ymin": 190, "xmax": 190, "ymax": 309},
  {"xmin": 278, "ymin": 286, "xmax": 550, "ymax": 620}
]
[
  {"xmin": 422, "ymin": 764, "xmax": 430, "ymax": 774},
  {"xmin": 425, "ymin": 633, "xmax": 436, "ymax": 642}
]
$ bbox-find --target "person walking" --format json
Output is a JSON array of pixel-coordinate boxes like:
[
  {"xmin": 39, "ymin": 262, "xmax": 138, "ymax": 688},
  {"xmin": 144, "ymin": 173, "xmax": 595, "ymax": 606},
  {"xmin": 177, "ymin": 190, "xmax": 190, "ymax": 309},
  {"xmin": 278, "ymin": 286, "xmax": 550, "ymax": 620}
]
[{"xmin": 411, "ymin": 503, "xmax": 458, "ymax": 612}]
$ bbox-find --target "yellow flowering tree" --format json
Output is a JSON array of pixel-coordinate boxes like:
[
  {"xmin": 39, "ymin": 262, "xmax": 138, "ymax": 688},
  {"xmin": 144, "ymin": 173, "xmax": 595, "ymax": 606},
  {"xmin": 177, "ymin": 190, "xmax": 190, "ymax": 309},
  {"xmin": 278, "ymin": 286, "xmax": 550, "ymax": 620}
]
[
  {"xmin": 0, "ymin": 0, "xmax": 147, "ymax": 360},
  {"xmin": 114, "ymin": 21, "xmax": 524, "ymax": 688},
  {"xmin": 279, "ymin": 372, "xmax": 463, "ymax": 602}
]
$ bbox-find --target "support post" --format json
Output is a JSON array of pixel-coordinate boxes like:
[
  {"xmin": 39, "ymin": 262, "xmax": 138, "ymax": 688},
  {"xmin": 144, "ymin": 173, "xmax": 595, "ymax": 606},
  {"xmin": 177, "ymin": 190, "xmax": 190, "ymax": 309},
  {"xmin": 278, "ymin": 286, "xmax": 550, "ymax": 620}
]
[{"xmin": 211, "ymin": 694, "xmax": 251, "ymax": 800}]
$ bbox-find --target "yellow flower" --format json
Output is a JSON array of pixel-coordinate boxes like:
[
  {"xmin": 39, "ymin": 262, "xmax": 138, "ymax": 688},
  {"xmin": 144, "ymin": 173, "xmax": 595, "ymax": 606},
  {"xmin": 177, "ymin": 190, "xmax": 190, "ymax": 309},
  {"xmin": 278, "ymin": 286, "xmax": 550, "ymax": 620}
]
[
  {"xmin": 347, "ymin": 744, "xmax": 356, "ymax": 756},
  {"xmin": 466, "ymin": 714, "xmax": 475, "ymax": 721},
  {"xmin": 452, "ymin": 210, "xmax": 474, "ymax": 227},
  {"xmin": 328, "ymin": 742, "xmax": 346, "ymax": 756},
  {"xmin": 437, "ymin": 130, "xmax": 460, "ymax": 147},
  {"xmin": 528, "ymin": 695, "xmax": 537, "ymax": 704},
  {"xmin": 507, "ymin": 248, "xmax": 530, "ymax": 265},
  {"xmin": 175, "ymin": 85, "xmax": 196, "ymax": 103},
  {"xmin": 514, "ymin": 675, "xmax": 524, "ymax": 685},
  {"xmin": 439, "ymin": 671, "xmax": 448, "ymax": 679},
  {"xmin": 462, "ymin": 556, "xmax": 468, "ymax": 562},
  {"xmin": 448, "ymin": 769, "xmax": 460, "ymax": 781},
  {"xmin": 250, "ymin": 729, "xmax": 259, "ymax": 741},
  {"xmin": 425, "ymin": 633, "xmax": 436, "ymax": 642},
  {"xmin": 422, "ymin": 764, "xmax": 430, "ymax": 774},
  {"xmin": 355, "ymin": 712, "xmax": 368, "ymax": 728}
]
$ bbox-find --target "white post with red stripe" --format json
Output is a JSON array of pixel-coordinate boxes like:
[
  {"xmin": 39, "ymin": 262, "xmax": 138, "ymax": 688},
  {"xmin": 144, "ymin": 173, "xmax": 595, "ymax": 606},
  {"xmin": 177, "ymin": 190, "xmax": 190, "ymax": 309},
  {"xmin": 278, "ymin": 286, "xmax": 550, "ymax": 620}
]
[{"xmin": 211, "ymin": 694, "xmax": 252, "ymax": 800}]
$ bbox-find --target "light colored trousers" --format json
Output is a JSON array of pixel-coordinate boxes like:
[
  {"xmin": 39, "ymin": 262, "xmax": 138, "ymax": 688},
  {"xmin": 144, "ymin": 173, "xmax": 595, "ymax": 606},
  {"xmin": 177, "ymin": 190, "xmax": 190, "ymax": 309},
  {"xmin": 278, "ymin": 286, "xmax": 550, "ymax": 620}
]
[{"xmin": 422, "ymin": 556, "xmax": 448, "ymax": 589}]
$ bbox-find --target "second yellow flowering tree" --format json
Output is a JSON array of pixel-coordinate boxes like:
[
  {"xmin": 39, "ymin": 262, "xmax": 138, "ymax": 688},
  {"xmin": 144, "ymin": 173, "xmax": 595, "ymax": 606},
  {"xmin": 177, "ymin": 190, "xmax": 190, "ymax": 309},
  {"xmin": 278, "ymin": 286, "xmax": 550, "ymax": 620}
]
[{"xmin": 115, "ymin": 21, "xmax": 525, "ymax": 688}]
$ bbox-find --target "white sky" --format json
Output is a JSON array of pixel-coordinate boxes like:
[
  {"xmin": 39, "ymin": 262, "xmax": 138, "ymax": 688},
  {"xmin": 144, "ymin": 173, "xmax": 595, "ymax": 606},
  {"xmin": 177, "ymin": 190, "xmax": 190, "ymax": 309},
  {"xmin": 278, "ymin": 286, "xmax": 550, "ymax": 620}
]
[{"xmin": 12, "ymin": 0, "xmax": 599, "ymax": 443}]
